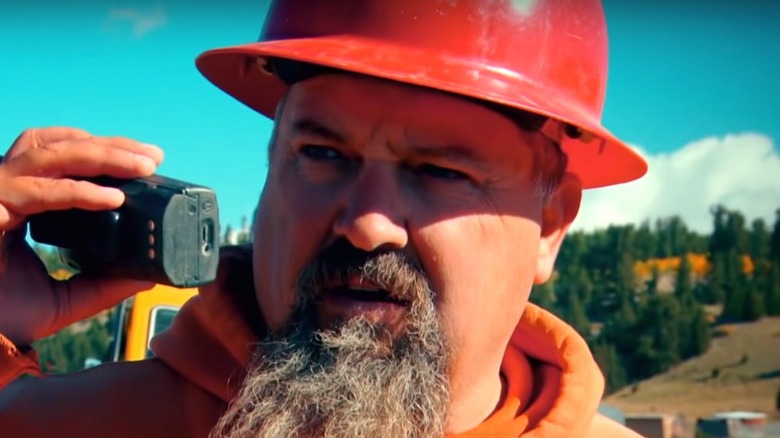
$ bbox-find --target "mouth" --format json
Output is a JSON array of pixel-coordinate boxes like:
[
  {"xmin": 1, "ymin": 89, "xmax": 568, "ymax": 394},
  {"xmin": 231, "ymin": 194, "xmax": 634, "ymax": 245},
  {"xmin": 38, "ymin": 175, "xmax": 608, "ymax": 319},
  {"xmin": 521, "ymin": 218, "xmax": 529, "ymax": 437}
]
[
  {"xmin": 323, "ymin": 275, "xmax": 408, "ymax": 305},
  {"xmin": 315, "ymin": 275, "xmax": 410, "ymax": 330}
]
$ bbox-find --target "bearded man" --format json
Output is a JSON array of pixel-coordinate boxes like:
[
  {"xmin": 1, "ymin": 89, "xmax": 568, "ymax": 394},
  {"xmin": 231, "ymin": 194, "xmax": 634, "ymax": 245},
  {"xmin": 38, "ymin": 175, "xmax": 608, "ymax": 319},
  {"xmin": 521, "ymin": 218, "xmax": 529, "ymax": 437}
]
[{"xmin": 0, "ymin": 1, "xmax": 647, "ymax": 437}]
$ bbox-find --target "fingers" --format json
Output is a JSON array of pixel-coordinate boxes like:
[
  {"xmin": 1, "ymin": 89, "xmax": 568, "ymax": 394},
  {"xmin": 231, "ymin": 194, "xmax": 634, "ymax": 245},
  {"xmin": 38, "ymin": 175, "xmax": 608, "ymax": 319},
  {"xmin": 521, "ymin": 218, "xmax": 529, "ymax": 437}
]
[
  {"xmin": 0, "ymin": 128, "xmax": 165, "ymax": 230},
  {"xmin": 8, "ymin": 127, "xmax": 163, "ymax": 164},
  {"xmin": 0, "ymin": 179, "xmax": 124, "ymax": 231},
  {"xmin": 4, "ymin": 136, "xmax": 163, "ymax": 178},
  {"xmin": 0, "ymin": 128, "xmax": 169, "ymax": 344},
  {"xmin": 3, "ymin": 177, "xmax": 125, "ymax": 216},
  {"xmin": 26, "ymin": 126, "xmax": 92, "ymax": 144},
  {"xmin": 10, "ymin": 127, "xmax": 93, "ymax": 151}
]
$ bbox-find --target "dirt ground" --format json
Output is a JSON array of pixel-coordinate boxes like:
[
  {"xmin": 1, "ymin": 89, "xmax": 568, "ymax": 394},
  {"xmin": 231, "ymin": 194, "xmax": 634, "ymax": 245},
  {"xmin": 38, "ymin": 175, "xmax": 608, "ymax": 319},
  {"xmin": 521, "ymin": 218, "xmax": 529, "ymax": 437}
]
[{"xmin": 604, "ymin": 317, "xmax": 780, "ymax": 436}]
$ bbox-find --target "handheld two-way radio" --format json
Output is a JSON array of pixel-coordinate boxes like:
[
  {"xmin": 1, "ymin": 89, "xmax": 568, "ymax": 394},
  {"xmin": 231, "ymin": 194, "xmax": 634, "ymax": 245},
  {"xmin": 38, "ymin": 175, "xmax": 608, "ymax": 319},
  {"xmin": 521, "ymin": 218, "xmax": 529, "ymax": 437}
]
[{"xmin": 18, "ymin": 167, "xmax": 220, "ymax": 288}]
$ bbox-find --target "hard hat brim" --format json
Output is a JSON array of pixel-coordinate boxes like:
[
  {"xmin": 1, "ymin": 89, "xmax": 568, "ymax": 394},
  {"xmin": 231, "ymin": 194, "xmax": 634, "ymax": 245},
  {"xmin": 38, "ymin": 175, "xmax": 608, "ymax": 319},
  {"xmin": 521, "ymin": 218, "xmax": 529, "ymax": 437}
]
[{"xmin": 196, "ymin": 36, "xmax": 647, "ymax": 189}]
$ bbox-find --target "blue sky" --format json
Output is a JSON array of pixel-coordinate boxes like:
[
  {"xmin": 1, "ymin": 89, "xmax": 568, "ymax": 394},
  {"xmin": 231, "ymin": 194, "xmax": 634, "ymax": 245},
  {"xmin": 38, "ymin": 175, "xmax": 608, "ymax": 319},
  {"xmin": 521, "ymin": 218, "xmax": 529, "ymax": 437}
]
[{"xmin": 2, "ymin": 1, "xmax": 779, "ymax": 233}]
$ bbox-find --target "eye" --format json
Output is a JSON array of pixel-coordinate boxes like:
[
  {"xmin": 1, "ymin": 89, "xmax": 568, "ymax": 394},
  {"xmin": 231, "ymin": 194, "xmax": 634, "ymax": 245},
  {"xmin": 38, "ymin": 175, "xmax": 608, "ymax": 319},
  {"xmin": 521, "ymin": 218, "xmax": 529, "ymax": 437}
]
[
  {"xmin": 299, "ymin": 145, "xmax": 345, "ymax": 161},
  {"xmin": 416, "ymin": 163, "xmax": 470, "ymax": 181}
]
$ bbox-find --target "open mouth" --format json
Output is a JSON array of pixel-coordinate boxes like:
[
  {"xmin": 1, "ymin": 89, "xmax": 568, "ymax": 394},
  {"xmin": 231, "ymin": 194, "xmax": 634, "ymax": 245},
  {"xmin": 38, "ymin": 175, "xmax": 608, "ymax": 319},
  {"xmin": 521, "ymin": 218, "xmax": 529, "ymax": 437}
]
[
  {"xmin": 327, "ymin": 285, "xmax": 406, "ymax": 304},
  {"xmin": 315, "ymin": 274, "xmax": 411, "ymax": 331},
  {"xmin": 321, "ymin": 276, "xmax": 408, "ymax": 306}
]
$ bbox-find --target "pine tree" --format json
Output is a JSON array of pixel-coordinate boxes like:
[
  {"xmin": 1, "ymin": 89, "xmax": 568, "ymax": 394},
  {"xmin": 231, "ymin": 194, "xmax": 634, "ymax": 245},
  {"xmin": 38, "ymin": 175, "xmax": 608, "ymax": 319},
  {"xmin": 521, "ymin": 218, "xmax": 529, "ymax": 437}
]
[
  {"xmin": 646, "ymin": 295, "xmax": 681, "ymax": 373},
  {"xmin": 766, "ymin": 264, "xmax": 780, "ymax": 316},
  {"xmin": 770, "ymin": 209, "xmax": 780, "ymax": 264},
  {"xmin": 673, "ymin": 251, "xmax": 711, "ymax": 358},
  {"xmin": 557, "ymin": 231, "xmax": 589, "ymax": 269},
  {"xmin": 574, "ymin": 267, "xmax": 595, "ymax": 306},
  {"xmin": 634, "ymin": 220, "xmax": 656, "ymax": 260},
  {"xmin": 601, "ymin": 293, "xmax": 638, "ymax": 367},
  {"xmin": 721, "ymin": 251, "xmax": 746, "ymax": 321},
  {"xmin": 658, "ymin": 215, "xmax": 690, "ymax": 257},
  {"xmin": 617, "ymin": 252, "xmax": 638, "ymax": 303},
  {"xmin": 587, "ymin": 269, "xmax": 613, "ymax": 322},
  {"xmin": 675, "ymin": 254, "xmax": 693, "ymax": 300},
  {"xmin": 564, "ymin": 293, "xmax": 591, "ymax": 339},
  {"xmin": 646, "ymin": 265, "xmax": 660, "ymax": 296},
  {"xmin": 722, "ymin": 282, "xmax": 745, "ymax": 322},
  {"xmin": 593, "ymin": 341, "xmax": 628, "ymax": 394},
  {"xmin": 749, "ymin": 218, "xmax": 770, "ymax": 261},
  {"xmin": 702, "ymin": 252, "xmax": 727, "ymax": 304},
  {"xmin": 709, "ymin": 205, "xmax": 730, "ymax": 254},
  {"xmin": 726, "ymin": 210, "xmax": 749, "ymax": 254},
  {"xmin": 742, "ymin": 285, "xmax": 764, "ymax": 322},
  {"xmin": 688, "ymin": 306, "xmax": 711, "ymax": 357},
  {"xmin": 616, "ymin": 293, "xmax": 637, "ymax": 327},
  {"xmin": 656, "ymin": 217, "xmax": 674, "ymax": 258}
]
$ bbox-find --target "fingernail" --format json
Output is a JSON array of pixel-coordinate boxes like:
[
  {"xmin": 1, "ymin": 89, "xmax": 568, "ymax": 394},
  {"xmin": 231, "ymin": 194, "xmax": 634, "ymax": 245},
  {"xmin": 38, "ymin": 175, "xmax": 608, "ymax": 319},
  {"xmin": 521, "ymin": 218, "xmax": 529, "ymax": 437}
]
[
  {"xmin": 141, "ymin": 143, "xmax": 164, "ymax": 163},
  {"xmin": 141, "ymin": 143, "xmax": 162, "ymax": 152},
  {"xmin": 101, "ymin": 187, "xmax": 125, "ymax": 204},
  {"xmin": 135, "ymin": 154, "xmax": 157, "ymax": 171}
]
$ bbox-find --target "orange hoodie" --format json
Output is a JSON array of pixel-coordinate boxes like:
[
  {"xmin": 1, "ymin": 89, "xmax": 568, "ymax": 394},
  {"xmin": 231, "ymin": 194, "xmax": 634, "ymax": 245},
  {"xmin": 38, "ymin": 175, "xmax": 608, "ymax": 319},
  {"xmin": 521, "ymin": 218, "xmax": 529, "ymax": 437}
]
[{"xmin": 0, "ymin": 258, "xmax": 641, "ymax": 438}]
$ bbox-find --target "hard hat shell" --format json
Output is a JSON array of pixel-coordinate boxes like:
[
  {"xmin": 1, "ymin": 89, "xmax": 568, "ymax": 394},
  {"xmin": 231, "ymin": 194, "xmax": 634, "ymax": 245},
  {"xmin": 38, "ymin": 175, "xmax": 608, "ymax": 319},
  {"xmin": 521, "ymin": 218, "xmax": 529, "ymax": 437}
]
[{"xmin": 196, "ymin": 0, "xmax": 647, "ymax": 189}]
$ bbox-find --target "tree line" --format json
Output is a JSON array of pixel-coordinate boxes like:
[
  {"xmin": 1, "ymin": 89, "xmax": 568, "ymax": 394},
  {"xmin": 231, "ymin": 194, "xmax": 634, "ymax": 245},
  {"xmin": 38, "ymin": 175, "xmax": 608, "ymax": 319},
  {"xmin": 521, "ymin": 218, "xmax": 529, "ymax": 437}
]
[{"xmin": 531, "ymin": 206, "xmax": 780, "ymax": 393}]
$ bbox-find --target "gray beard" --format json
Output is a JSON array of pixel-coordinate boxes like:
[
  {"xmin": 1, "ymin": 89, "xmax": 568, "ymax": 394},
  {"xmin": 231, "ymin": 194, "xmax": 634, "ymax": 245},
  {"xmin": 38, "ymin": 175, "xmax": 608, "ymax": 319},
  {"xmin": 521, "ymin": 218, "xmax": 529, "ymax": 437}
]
[{"xmin": 210, "ymin": 268, "xmax": 451, "ymax": 438}]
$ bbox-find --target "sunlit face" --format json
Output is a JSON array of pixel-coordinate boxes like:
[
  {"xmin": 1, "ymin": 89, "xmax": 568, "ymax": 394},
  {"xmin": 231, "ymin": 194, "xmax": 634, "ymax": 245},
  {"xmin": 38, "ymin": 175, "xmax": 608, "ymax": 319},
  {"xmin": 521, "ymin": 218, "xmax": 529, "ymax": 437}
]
[{"xmin": 251, "ymin": 73, "xmax": 580, "ymax": 402}]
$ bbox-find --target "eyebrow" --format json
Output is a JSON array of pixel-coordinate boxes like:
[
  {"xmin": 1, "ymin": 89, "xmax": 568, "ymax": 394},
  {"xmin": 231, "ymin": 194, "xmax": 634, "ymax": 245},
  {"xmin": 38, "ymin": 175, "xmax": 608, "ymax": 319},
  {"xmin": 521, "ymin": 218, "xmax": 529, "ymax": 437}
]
[
  {"xmin": 411, "ymin": 144, "xmax": 488, "ymax": 171},
  {"xmin": 292, "ymin": 118, "xmax": 345, "ymax": 142},
  {"xmin": 291, "ymin": 117, "xmax": 488, "ymax": 169}
]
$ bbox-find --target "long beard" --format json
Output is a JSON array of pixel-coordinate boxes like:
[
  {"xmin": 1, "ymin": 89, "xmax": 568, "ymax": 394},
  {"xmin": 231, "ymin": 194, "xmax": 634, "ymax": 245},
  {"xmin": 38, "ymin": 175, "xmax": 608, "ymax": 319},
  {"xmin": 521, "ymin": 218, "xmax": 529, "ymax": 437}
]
[{"xmin": 211, "ymin": 252, "xmax": 452, "ymax": 438}]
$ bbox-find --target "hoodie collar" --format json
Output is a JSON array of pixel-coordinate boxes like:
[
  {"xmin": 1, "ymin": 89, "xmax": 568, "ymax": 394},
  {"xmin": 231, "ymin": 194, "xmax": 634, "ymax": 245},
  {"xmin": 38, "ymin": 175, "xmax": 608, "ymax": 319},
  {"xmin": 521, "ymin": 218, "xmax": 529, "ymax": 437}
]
[{"xmin": 153, "ymin": 258, "xmax": 604, "ymax": 437}]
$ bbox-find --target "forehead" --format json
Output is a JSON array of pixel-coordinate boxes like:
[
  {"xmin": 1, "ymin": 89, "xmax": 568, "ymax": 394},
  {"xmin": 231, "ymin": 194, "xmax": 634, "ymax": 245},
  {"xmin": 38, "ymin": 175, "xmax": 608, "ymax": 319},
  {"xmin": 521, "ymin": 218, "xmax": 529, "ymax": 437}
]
[
  {"xmin": 285, "ymin": 75, "xmax": 506, "ymax": 129},
  {"xmin": 280, "ymin": 74, "xmax": 545, "ymax": 153}
]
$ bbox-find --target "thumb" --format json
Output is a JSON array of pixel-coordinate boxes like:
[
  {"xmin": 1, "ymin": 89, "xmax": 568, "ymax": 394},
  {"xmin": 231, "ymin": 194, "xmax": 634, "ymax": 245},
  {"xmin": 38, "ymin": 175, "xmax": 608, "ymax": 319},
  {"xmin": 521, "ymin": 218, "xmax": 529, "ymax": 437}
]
[{"xmin": 47, "ymin": 276, "xmax": 156, "ymax": 336}]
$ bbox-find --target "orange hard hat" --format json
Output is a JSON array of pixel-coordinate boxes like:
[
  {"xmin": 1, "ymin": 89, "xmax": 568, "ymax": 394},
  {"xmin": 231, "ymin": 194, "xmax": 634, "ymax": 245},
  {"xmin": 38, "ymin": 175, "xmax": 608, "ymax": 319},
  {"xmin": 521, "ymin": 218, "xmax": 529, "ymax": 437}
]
[{"xmin": 196, "ymin": 0, "xmax": 647, "ymax": 188}]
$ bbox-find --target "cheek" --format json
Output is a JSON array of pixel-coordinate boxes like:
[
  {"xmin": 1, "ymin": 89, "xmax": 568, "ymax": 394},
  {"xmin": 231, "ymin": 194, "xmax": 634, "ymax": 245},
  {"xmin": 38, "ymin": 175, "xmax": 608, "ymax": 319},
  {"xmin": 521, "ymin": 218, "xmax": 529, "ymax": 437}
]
[
  {"xmin": 253, "ymin": 162, "xmax": 345, "ymax": 329},
  {"xmin": 414, "ymin": 213, "xmax": 541, "ymax": 354}
]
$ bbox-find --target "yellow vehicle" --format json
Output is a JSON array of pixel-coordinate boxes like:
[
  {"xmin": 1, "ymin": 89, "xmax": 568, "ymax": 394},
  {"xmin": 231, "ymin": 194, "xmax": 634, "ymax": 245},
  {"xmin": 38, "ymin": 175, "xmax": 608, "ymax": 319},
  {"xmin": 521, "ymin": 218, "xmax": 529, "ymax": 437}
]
[{"xmin": 109, "ymin": 284, "xmax": 198, "ymax": 362}]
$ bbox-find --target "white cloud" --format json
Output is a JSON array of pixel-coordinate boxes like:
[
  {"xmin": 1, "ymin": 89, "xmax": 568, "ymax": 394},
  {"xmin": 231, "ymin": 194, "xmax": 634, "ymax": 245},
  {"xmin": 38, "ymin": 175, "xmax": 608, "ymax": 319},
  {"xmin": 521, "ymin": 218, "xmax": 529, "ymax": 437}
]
[
  {"xmin": 573, "ymin": 133, "xmax": 780, "ymax": 233},
  {"xmin": 108, "ymin": 4, "xmax": 166, "ymax": 38}
]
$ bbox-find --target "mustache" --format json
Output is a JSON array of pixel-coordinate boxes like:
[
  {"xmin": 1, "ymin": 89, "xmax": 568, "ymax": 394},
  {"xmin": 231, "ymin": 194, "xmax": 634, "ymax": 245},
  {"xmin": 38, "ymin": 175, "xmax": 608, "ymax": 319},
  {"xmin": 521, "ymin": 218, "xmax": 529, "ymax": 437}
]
[{"xmin": 296, "ymin": 239, "xmax": 434, "ymax": 303}]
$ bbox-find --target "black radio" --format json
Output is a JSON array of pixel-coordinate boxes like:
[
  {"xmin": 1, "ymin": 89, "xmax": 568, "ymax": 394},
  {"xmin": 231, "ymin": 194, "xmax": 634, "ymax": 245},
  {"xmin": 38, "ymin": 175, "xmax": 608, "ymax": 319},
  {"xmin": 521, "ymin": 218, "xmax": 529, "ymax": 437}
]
[{"xmin": 27, "ymin": 174, "xmax": 220, "ymax": 288}]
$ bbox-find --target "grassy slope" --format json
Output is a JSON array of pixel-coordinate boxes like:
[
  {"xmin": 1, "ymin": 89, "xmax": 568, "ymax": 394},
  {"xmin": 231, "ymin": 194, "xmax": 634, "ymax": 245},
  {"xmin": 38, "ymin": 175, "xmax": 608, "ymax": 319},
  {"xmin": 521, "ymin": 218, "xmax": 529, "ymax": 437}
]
[{"xmin": 604, "ymin": 317, "xmax": 780, "ymax": 423}]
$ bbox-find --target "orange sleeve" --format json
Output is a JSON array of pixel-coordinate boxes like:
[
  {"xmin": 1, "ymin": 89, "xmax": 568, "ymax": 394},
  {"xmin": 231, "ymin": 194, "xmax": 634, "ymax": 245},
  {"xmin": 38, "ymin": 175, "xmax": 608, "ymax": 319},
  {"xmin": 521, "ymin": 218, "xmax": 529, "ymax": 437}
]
[{"xmin": 0, "ymin": 333, "xmax": 41, "ymax": 390}]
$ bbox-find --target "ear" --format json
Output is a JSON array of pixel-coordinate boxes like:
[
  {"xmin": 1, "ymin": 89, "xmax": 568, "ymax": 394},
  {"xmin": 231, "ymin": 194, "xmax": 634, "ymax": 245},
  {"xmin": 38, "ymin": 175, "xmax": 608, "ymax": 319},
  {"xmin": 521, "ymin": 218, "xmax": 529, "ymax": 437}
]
[{"xmin": 535, "ymin": 173, "xmax": 582, "ymax": 284}]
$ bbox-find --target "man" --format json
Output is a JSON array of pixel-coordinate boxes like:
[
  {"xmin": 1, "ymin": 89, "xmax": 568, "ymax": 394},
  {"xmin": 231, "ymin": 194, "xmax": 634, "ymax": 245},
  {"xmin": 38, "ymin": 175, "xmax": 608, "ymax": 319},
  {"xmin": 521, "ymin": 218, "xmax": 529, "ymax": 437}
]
[{"xmin": 0, "ymin": 1, "xmax": 647, "ymax": 437}]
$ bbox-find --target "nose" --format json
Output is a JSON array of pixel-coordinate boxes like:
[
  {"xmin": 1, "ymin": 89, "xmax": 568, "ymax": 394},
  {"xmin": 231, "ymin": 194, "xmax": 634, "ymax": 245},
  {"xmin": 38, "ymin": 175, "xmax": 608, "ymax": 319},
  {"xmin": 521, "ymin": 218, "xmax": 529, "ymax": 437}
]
[{"xmin": 332, "ymin": 164, "xmax": 408, "ymax": 251}]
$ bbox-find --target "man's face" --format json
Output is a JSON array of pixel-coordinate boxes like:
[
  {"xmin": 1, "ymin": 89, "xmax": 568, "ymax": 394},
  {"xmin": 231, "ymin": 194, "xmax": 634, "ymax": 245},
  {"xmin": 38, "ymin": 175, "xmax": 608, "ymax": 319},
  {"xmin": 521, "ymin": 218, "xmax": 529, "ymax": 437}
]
[{"xmin": 243, "ymin": 74, "xmax": 579, "ymax": 434}]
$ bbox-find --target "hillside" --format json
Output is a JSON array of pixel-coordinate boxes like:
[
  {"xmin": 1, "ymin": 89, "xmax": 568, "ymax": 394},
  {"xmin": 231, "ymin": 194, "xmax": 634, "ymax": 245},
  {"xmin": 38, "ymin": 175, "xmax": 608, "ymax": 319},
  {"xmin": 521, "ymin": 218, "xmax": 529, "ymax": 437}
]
[{"xmin": 605, "ymin": 317, "xmax": 780, "ymax": 422}]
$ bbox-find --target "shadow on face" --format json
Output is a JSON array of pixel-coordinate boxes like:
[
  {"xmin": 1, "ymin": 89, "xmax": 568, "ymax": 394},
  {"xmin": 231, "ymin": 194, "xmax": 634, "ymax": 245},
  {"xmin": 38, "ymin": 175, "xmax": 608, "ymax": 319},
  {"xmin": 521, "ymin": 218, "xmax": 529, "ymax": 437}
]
[{"xmin": 249, "ymin": 73, "xmax": 582, "ymax": 391}]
